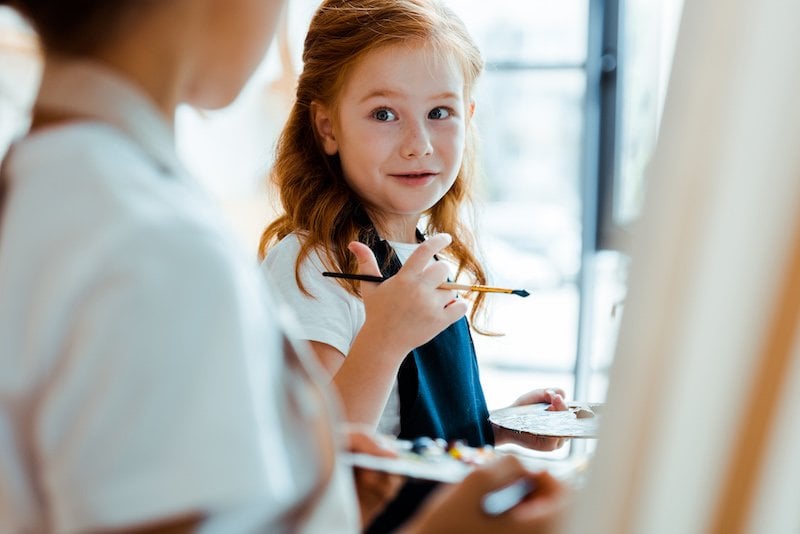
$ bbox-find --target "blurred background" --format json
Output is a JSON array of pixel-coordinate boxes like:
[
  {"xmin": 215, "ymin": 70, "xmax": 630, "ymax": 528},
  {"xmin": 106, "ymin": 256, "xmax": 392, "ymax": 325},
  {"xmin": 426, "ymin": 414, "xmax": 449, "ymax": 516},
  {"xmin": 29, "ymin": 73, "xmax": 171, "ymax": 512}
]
[{"xmin": 0, "ymin": 0, "xmax": 684, "ymax": 455}]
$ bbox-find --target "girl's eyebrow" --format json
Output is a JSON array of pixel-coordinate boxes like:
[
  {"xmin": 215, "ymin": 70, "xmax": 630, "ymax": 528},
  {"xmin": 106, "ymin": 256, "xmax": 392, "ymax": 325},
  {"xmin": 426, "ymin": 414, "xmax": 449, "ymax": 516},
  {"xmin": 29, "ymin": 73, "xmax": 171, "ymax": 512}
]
[
  {"xmin": 430, "ymin": 91, "xmax": 461, "ymax": 101},
  {"xmin": 359, "ymin": 89, "xmax": 461, "ymax": 103},
  {"xmin": 359, "ymin": 89, "xmax": 400, "ymax": 103}
]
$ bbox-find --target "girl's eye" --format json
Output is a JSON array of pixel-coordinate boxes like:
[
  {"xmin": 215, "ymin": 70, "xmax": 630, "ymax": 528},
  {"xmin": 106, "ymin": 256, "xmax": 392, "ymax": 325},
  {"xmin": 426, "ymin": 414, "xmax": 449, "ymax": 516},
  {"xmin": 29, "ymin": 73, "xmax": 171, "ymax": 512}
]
[
  {"xmin": 372, "ymin": 108, "xmax": 397, "ymax": 122},
  {"xmin": 428, "ymin": 107, "xmax": 451, "ymax": 120}
]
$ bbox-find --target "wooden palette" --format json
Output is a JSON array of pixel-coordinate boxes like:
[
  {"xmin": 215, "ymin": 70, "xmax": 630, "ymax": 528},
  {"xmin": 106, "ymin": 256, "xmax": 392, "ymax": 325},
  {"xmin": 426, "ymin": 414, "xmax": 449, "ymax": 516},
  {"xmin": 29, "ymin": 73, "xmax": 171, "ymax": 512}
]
[{"xmin": 489, "ymin": 402, "xmax": 603, "ymax": 439}]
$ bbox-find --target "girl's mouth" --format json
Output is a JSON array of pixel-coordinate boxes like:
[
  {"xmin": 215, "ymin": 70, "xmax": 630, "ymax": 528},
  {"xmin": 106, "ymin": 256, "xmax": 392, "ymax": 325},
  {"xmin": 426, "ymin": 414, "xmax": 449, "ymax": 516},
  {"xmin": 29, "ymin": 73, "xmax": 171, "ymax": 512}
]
[{"xmin": 392, "ymin": 172, "xmax": 437, "ymax": 180}]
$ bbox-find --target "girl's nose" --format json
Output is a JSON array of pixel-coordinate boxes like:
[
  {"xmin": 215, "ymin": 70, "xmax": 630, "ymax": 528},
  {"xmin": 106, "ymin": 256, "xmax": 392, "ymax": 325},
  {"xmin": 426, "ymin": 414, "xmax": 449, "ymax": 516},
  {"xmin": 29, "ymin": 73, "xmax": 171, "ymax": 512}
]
[{"xmin": 401, "ymin": 120, "xmax": 433, "ymax": 158}]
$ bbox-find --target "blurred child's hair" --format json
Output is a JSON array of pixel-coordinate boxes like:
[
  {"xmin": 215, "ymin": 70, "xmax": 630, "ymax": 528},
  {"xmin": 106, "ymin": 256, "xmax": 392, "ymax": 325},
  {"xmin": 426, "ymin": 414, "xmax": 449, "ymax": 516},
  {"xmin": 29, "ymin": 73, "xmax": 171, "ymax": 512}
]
[
  {"xmin": 259, "ymin": 0, "xmax": 493, "ymax": 329},
  {"xmin": 0, "ymin": 0, "xmax": 143, "ymax": 54},
  {"xmin": 0, "ymin": 0, "xmax": 143, "ymax": 234}
]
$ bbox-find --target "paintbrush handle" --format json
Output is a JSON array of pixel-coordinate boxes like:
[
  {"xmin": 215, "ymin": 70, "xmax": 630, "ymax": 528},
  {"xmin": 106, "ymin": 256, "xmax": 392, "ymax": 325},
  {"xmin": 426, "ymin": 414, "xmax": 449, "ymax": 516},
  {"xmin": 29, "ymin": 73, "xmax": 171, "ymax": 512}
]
[
  {"xmin": 322, "ymin": 272, "xmax": 529, "ymax": 297},
  {"xmin": 481, "ymin": 478, "xmax": 537, "ymax": 516},
  {"xmin": 439, "ymin": 282, "xmax": 513, "ymax": 294},
  {"xmin": 322, "ymin": 272, "xmax": 385, "ymax": 283}
]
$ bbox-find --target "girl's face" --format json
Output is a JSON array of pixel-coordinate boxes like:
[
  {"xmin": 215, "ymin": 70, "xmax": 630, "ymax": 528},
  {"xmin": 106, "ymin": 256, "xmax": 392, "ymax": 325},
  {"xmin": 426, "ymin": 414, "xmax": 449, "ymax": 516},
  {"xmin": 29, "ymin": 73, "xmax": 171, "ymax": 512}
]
[{"xmin": 315, "ymin": 43, "xmax": 472, "ymax": 241}]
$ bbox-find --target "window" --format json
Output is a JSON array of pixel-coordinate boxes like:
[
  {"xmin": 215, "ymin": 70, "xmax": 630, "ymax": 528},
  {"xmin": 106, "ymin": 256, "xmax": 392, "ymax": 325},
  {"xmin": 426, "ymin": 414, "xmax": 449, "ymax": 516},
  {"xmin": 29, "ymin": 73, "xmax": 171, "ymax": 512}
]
[
  {"xmin": 442, "ymin": 1, "xmax": 589, "ymax": 413},
  {"xmin": 446, "ymin": 0, "xmax": 682, "ymax": 421}
]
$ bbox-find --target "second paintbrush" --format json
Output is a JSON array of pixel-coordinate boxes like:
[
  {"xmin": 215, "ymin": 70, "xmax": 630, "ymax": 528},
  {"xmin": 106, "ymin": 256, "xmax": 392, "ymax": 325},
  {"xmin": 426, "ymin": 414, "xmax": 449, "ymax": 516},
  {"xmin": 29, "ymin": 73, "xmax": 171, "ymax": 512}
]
[{"xmin": 321, "ymin": 272, "xmax": 530, "ymax": 298}]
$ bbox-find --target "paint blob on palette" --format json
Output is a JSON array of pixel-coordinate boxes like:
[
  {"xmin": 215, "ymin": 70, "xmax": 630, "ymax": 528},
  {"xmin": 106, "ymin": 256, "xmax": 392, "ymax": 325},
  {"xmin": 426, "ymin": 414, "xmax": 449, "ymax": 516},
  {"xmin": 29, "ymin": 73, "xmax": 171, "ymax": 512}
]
[{"xmin": 342, "ymin": 436, "xmax": 499, "ymax": 483}]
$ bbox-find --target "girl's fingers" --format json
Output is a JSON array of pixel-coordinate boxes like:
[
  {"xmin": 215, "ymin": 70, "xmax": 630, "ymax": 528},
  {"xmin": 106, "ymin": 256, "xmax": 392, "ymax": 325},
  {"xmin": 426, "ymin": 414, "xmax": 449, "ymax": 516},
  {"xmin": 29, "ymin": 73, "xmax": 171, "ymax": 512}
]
[
  {"xmin": 400, "ymin": 233, "xmax": 452, "ymax": 274},
  {"xmin": 443, "ymin": 299, "xmax": 468, "ymax": 322},
  {"xmin": 349, "ymin": 234, "xmax": 455, "ymax": 296},
  {"xmin": 348, "ymin": 241, "xmax": 383, "ymax": 278},
  {"xmin": 548, "ymin": 394, "xmax": 568, "ymax": 411},
  {"xmin": 419, "ymin": 260, "xmax": 451, "ymax": 288}
]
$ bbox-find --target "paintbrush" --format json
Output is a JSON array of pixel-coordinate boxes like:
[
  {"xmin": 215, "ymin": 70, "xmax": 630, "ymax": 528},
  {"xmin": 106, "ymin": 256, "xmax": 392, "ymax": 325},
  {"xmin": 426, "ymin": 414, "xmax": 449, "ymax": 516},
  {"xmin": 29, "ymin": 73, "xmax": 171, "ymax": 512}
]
[
  {"xmin": 481, "ymin": 478, "xmax": 537, "ymax": 515},
  {"xmin": 321, "ymin": 272, "xmax": 530, "ymax": 297}
]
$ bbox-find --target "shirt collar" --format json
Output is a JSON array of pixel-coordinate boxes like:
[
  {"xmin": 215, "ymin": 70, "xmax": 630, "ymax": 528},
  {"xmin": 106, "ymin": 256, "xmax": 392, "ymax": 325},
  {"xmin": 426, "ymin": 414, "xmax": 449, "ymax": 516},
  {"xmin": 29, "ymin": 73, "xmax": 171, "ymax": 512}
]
[{"xmin": 34, "ymin": 58, "xmax": 185, "ymax": 178}]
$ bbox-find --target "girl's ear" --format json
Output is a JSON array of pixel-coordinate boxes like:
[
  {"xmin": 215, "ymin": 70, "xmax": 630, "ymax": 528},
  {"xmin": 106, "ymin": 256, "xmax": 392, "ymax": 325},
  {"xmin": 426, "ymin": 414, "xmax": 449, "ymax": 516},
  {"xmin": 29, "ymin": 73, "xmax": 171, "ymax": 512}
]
[
  {"xmin": 311, "ymin": 101, "xmax": 339, "ymax": 155},
  {"xmin": 468, "ymin": 99, "xmax": 476, "ymax": 120}
]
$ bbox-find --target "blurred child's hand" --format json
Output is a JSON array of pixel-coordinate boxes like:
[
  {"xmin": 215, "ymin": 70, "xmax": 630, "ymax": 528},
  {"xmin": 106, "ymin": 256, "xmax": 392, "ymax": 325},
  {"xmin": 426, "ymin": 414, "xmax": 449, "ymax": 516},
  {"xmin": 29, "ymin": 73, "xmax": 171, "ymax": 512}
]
[
  {"xmin": 344, "ymin": 426, "xmax": 405, "ymax": 527},
  {"xmin": 402, "ymin": 455, "xmax": 568, "ymax": 534}
]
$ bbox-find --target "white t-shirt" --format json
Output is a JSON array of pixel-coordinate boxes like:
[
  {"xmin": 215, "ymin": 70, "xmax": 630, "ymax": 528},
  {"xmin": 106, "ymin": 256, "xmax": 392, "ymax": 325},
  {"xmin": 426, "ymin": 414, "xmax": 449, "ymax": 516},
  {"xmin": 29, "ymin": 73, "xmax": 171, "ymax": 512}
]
[
  {"xmin": 262, "ymin": 233, "xmax": 421, "ymax": 437},
  {"xmin": 0, "ymin": 60, "xmax": 357, "ymax": 533}
]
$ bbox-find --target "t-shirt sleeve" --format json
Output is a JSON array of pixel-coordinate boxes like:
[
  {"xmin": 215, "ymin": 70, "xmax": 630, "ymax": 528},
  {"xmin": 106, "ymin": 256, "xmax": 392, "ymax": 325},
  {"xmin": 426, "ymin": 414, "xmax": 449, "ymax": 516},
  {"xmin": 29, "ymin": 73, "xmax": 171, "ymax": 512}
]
[
  {"xmin": 261, "ymin": 235, "xmax": 362, "ymax": 357},
  {"xmin": 40, "ymin": 222, "xmax": 300, "ymax": 532}
]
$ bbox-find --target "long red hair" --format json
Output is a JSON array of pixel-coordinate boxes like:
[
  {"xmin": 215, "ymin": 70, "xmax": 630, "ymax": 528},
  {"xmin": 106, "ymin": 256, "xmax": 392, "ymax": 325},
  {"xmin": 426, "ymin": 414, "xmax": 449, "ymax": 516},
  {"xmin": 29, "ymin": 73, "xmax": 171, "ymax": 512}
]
[{"xmin": 259, "ymin": 0, "xmax": 492, "ymax": 329}]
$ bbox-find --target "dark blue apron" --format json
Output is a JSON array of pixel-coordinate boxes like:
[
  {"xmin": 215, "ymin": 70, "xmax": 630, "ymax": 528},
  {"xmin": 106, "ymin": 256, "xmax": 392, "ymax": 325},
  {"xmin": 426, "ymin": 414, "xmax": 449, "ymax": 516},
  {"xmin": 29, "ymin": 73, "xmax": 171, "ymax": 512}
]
[{"xmin": 363, "ymin": 228, "xmax": 493, "ymax": 533}]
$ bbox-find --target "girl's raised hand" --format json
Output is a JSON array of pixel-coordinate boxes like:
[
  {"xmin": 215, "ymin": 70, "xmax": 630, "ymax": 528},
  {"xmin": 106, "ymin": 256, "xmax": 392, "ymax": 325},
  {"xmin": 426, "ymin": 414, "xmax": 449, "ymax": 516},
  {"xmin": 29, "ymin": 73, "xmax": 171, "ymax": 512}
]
[{"xmin": 347, "ymin": 233, "xmax": 468, "ymax": 359}]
